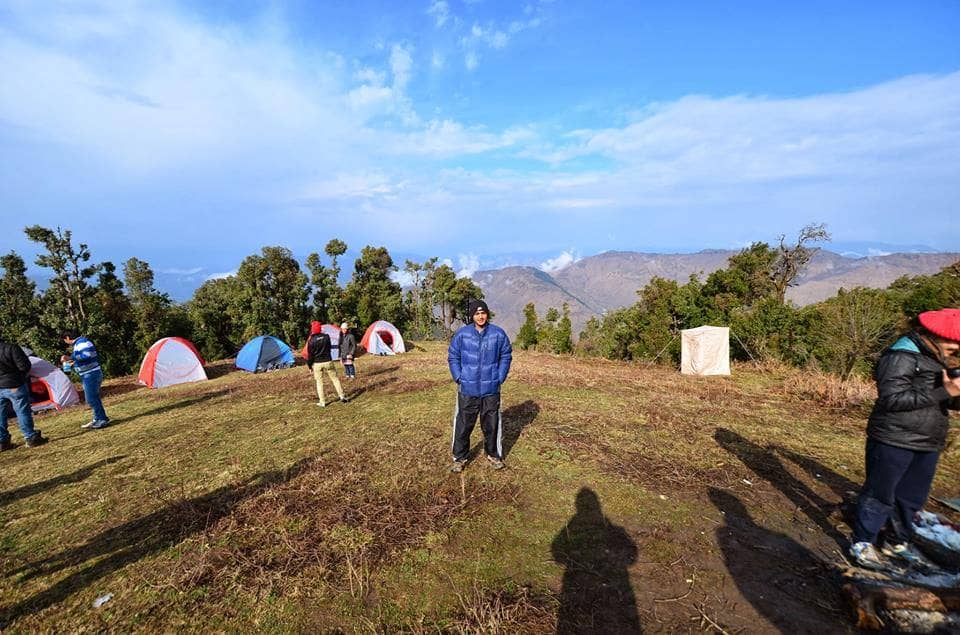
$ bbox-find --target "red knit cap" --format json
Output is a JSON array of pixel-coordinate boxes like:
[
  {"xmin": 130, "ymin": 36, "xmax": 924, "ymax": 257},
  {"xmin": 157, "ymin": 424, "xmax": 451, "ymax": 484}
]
[
  {"xmin": 309, "ymin": 321, "xmax": 322, "ymax": 335},
  {"xmin": 919, "ymin": 308, "xmax": 960, "ymax": 342}
]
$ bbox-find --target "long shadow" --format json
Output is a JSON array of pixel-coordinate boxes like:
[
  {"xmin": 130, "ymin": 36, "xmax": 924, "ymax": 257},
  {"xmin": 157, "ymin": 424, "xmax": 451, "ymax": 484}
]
[
  {"xmin": 346, "ymin": 374, "xmax": 399, "ymax": 399},
  {"xmin": 357, "ymin": 363, "xmax": 400, "ymax": 379},
  {"xmin": 0, "ymin": 457, "xmax": 315, "ymax": 627},
  {"xmin": 551, "ymin": 488, "xmax": 640, "ymax": 633},
  {"xmin": 0, "ymin": 457, "xmax": 126, "ymax": 509},
  {"xmin": 714, "ymin": 428, "xmax": 847, "ymax": 549},
  {"xmin": 107, "ymin": 390, "xmax": 230, "ymax": 427},
  {"xmin": 501, "ymin": 400, "xmax": 539, "ymax": 459},
  {"xmin": 708, "ymin": 487, "xmax": 841, "ymax": 634},
  {"xmin": 773, "ymin": 445, "xmax": 859, "ymax": 500}
]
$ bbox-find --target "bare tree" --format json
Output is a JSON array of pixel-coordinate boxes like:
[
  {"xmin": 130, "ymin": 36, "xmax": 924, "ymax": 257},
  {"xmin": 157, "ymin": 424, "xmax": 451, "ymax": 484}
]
[{"xmin": 771, "ymin": 223, "xmax": 831, "ymax": 304}]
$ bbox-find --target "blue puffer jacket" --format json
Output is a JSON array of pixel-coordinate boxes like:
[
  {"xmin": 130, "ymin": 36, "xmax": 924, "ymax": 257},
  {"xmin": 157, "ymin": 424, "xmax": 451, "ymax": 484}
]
[{"xmin": 448, "ymin": 323, "xmax": 512, "ymax": 397}]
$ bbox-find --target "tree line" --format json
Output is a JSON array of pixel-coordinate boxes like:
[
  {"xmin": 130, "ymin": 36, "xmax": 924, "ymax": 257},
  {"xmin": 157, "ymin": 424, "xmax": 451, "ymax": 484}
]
[
  {"xmin": 516, "ymin": 224, "xmax": 960, "ymax": 379},
  {"xmin": 0, "ymin": 226, "xmax": 483, "ymax": 376}
]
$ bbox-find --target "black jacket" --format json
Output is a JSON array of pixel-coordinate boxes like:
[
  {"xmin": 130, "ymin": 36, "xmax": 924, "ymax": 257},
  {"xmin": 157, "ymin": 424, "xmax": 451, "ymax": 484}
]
[
  {"xmin": 340, "ymin": 332, "xmax": 356, "ymax": 359},
  {"xmin": 866, "ymin": 332, "xmax": 960, "ymax": 452},
  {"xmin": 0, "ymin": 341, "xmax": 32, "ymax": 389},
  {"xmin": 306, "ymin": 333, "xmax": 332, "ymax": 367}
]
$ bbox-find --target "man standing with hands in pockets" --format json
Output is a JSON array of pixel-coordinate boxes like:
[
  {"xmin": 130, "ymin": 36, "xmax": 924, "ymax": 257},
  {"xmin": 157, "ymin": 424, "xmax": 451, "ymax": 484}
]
[{"xmin": 448, "ymin": 299, "xmax": 512, "ymax": 472}]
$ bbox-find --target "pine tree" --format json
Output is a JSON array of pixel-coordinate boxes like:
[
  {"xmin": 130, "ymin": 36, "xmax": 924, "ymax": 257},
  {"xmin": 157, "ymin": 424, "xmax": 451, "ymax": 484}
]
[
  {"xmin": 554, "ymin": 303, "xmax": 573, "ymax": 354},
  {"xmin": 516, "ymin": 302, "xmax": 539, "ymax": 350},
  {"xmin": 0, "ymin": 251, "xmax": 38, "ymax": 345}
]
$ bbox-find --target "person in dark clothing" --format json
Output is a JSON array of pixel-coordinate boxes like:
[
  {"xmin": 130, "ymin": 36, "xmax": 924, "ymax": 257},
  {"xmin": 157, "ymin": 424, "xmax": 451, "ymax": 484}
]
[
  {"xmin": 340, "ymin": 322, "xmax": 357, "ymax": 380},
  {"xmin": 306, "ymin": 321, "xmax": 348, "ymax": 407},
  {"xmin": 849, "ymin": 308, "xmax": 960, "ymax": 568},
  {"xmin": 447, "ymin": 299, "xmax": 512, "ymax": 472},
  {"xmin": 0, "ymin": 340, "xmax": 47, "ymax": 450}
]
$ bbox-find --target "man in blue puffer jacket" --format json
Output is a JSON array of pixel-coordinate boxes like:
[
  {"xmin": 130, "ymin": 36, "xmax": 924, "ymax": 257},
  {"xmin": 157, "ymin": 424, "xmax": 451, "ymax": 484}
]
[{"xmin": 448, "ymin": 299, "xmax": 512, "ymax": 472}]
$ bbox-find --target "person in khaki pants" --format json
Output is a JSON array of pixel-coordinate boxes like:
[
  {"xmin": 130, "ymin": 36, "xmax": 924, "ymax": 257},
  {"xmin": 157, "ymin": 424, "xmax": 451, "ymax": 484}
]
[{"xmin": 306, "ymin": 321, "xmax": 349, "ymax": 407}]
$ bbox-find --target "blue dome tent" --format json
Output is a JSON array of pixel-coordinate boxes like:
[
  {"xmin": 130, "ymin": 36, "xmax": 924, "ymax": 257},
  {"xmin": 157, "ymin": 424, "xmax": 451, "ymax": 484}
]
[{"xmin": 236, "ymin": 335, "xmax": 295, "ymax": 373}]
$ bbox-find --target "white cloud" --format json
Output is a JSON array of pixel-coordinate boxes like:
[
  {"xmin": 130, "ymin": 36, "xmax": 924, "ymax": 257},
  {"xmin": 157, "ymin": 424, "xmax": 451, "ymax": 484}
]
[
  {"xmin": 390, "ymin": 270, "xmax": 416, "ymax": 287},
  {"xmin": 297, "ymin": 171, "xmax": 403, "ymax": 201},
  {"xmin": 548, "ymin": 198, "xmax": 615, "ymax": 209},
  {"xmin": 431, "ymin": 51, "xmax": 445, "ymax": 69},
  {"xmin": 457, "ymin": 253, "xmax": 481, "ymax": 278},
  {"xmin": 160, "ymin": 267, "xmax": 203, "ymax": 275},
  {"xmin": 206, "ymin": 270, "xmax": 237, "ymax": 281},
  {"xmin": 464, "ymin": 51, "xmax": 479, "ymax": 71},
  {"xmin": 390, "ymin": 44, "xmax": 413, "ymax": 90},
  {"xmin": 540, "ymin": 250, "xmax": 580, "ymax": 273},
  {"xmin": 427, "ymin": 0, "xmax": 449, "ymax": 28}
]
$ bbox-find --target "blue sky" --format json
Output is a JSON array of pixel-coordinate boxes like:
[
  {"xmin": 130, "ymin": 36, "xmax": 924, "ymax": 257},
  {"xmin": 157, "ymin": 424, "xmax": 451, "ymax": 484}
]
[{"xmin": 1, "ymin": 0, "xmax": 959, "ymax": 292}]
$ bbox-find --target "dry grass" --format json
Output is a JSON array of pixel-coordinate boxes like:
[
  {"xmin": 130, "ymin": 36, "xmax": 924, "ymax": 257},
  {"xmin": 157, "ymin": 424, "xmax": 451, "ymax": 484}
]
[{"xmin": 3, "ymin": 342, "xmax": 957, "ymax": 633}]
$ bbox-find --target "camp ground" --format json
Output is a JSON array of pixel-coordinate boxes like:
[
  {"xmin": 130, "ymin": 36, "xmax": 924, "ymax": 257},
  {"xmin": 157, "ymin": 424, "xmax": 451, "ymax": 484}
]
[{"xmin": 3, "ymin": 340, "xmax": 959, "ymax": 633}]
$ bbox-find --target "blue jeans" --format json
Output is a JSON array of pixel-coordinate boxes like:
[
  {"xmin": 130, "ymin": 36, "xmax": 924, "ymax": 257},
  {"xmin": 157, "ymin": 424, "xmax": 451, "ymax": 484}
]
[
  {"xmin": 853, "ymin": 438, "xmax": 940, "ymax": 544},
  {"xmin": 0, "ymin": 383, "xmax": 38, "ymax": 443},
  {"xmin": 81, "ymin": 369, "xmax": 108, "ymax": 422}
]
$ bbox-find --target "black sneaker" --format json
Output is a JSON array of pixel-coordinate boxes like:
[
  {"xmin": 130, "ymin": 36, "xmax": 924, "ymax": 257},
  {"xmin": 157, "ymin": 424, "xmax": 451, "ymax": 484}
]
[
  {"xmin": 25, "ymin": 432, "xmax": 48, "ymax": 448},
  {"xmin": 0, "ymin": 439, "xmax": 15, "ymax": 451},
  {"xmin": 450, "ymin": 460, "xmax": 467, "ymax": 473},
  {"xmin": 89, "ymin": 420, "xmax": 110, "ymax": 430}
]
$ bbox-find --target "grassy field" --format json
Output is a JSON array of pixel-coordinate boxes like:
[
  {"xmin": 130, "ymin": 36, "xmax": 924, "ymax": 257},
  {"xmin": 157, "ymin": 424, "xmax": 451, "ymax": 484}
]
[{"xmin": 1, "ymin": 342, "xmax": 958, "ymax": 633}]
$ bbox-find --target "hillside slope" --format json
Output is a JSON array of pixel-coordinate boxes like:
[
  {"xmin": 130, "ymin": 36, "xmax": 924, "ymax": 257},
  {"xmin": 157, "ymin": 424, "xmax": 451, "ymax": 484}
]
[
  {"xmin": 475, "ymin": 250, "xmax": 959, "ymax": 338},
  {"xmin": 1, "ymin": 347, "xmax": 957, "ymax": 632}
]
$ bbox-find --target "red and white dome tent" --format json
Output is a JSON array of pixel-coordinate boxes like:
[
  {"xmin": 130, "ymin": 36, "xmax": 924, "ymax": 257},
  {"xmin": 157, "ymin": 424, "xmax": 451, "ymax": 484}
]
[
  {"xmin": 360, "ymin": 320, "xmax": 405, "ymax": 355},
  {"xmin": 27, "ymin": 355, "xmax": 80, "ymax": 412},
  {"xmin": 138, "ymin": 337, "xmax": 208, "ymax": 388}
]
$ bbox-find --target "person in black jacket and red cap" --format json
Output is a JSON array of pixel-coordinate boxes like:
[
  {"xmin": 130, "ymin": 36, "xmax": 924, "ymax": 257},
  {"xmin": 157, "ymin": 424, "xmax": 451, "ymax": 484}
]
[
  {"xmin": 306, "ymin": 321, "xmax": 349, "ymax": 408},
  {"xmin": 0, "ymin": 339, "xmax": 47, "ymax": 450},
  {"xmin": 849, "ymin": 308, "xmax": 960, "ymax": 568}
]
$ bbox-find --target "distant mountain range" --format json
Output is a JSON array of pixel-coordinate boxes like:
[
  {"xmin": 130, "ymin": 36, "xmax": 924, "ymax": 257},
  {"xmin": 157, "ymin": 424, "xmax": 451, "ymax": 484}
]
[{"xmin": 473, "ymin": 250, "xmax": 960, "ymax": 339}]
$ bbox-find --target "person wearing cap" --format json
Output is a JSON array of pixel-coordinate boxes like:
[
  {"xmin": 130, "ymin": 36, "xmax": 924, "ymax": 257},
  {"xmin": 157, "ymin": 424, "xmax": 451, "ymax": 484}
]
[
  {"xmin": 849, "ymin": 308, "xmax": 960, "ymax": 569},
  {"xmin": 447, "ymin": 299, "xmax": 513, "ymax": 472},
  {"xmin": 306, "ymin": 321, "xmax": 349, "ymax": 407},
  {"xmin": 340, "ymin": 322, "xmax": 357, "ymax": 380}
]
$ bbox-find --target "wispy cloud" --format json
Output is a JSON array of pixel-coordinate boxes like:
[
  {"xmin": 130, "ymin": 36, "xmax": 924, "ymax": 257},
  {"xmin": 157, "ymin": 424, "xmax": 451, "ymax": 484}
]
[
  {"xmin": 160, "ymin": 267, "xmax": 203, "ymax": 276},
  {"xmin": 457, "ymin": 253, "xmax": 481, "ymax": 278},
  {"xmin": 540, "ymin": 249, "xmax": 580, "ymax": 273},
  {"xmin": 206, "ymin": 270, "xmax": 237, "ymax": 281},
  {"xmin": 427, "ymin": 0, "xmax": 450, "ymax": 28}
]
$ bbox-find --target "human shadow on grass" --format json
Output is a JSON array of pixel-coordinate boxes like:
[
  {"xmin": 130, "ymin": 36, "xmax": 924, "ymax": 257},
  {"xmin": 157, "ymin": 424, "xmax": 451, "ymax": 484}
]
[
  {"xmin": 0, "ymin": 457, "xmax": 314, "ymax": 627},
  {"xmin": 551, "ymin": 488, "xmax": 641, "ymax": 634},
  {"xmin": 708, "ymin": 487, "xmax": 842, "ymax": 634},
  {"xmin": 0, "ymin": 456, "xmax": 126, "ymax": 509},
  {"xmin": 345, "ymin": 374, "xmax": 399, "ymax": 399},
  {"xmin": 714, "ymin": 428, "xmax": 848, "ymax": 549},
  {"xmin": 106, "ymin": 389, "xmax": 230, "ymax": 427},
  {"xmin": 357, "ymin": 363, "xmax": 401, "ymax": 379},
  {"xmin": 501, "ymin": 400, "xmax": 539, "ymax": 459},
  {"xmin": 773, "ymin": 445, "xmax": 859, "ymax": 500}
]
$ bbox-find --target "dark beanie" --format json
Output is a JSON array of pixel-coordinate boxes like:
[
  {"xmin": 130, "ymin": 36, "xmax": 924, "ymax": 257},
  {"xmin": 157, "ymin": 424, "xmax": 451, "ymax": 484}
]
[{"xmin": 467, "ymin": 299, "xmax": 489, "ymax": 319}]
